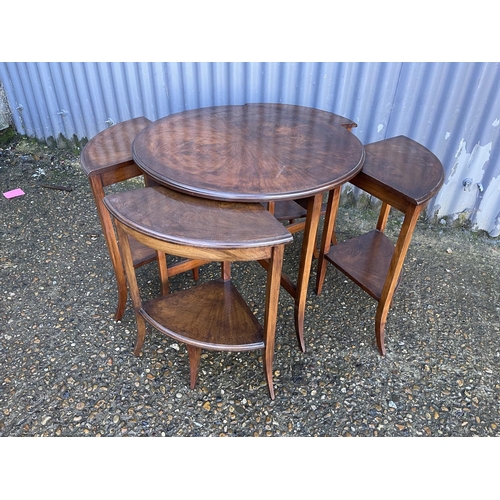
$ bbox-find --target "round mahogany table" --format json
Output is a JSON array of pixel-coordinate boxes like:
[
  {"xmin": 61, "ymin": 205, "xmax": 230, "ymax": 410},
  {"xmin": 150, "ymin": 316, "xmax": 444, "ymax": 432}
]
[{"xmin": 132, "ymin": 103, "xmax": 365, "ymax": 351}]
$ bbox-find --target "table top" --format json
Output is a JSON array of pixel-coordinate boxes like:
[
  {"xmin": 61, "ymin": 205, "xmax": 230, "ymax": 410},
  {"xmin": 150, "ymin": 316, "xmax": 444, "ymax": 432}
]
[
  {"xmin": 103, "ymin": 185, "xmax": 293, "ymax": 250},
  {"xmin": 360, "ymin": 135, "xmax": 444, "ymax": 206},
  {"xmin": 132, "ymin": 104, "xmax": 365, "ymax": 202},
  {"xmin": 81, "ymin": 117, "xmax": 152, "ymax": 177}
]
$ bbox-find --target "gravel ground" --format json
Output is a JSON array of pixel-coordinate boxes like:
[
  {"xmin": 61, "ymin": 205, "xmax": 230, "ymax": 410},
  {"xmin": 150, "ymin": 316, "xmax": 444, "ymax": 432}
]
[{"xmin": 1, "ymin": 135, "xmax": 500, "ymax": 441}]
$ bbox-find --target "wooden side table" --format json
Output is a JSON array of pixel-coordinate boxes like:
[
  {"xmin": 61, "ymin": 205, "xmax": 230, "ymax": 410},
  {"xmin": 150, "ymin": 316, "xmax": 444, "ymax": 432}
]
[
  {"xmin": 104, "ymin": 185, "xmax": 293, "ymax": 399},
  {"xmin": 316, "ymin": 135, "xmax": 445, "ymax": 355},
  {"xmin": 81, "ymin": 117, "xmax": 203, "ymax": 320}
]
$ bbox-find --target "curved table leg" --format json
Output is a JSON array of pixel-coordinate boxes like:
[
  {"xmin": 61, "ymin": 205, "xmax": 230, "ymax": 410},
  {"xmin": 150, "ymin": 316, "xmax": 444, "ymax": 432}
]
[
  {"xmin": 89, "ymin": 175, "xmax": 129, "ymax": 321},
  {"xmin": 316, "ymin": 187, "xmax": 341, "ymax": 295},
  {"xmin": 294, "ymin": 193, "xmax": 323, "ymax": 352}
]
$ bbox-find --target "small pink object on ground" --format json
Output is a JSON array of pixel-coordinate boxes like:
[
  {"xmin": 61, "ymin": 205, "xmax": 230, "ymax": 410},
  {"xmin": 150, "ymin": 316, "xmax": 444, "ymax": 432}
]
[{"xmin": 3, "ymin": 188, "xmax": 25, "ymax": 199}]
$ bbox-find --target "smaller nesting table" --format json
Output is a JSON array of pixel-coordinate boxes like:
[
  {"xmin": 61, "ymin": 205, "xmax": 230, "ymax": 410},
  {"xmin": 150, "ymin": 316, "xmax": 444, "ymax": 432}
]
[
  {"xmin": 104, "ymin": 185, "xmax": 293, "ymax": 399},
  {"xmin": 80, "ymin": 117, "xmax": 203, "ymax": 320},
  {"xmin": 316, "ymin": 135, "xmax": 445, "ymax": 355}
]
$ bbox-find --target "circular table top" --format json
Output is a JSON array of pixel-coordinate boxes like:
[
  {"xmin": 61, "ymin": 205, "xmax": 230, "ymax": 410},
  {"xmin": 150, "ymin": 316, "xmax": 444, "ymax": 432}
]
[{"xmin": 132, "ymin": 104, "xmax": 365, "ymax": 202}]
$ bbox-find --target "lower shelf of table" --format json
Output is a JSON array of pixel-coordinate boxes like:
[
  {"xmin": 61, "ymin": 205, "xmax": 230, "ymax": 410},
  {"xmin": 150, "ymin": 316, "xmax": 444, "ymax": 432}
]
[
  {"xmin": 140, "ymin": 279, "xmax": 265, "ymax": 351},
  {"xmin": 261, "ymin": 198, "xmax": 328, "ymax": 222},
  {"xmin": 129, "ymin": 235, "xmax": 157, "ymax": 268},
  {"xmin": 325, "ymin": 229, "xmax": 396, "ymax": 301}
]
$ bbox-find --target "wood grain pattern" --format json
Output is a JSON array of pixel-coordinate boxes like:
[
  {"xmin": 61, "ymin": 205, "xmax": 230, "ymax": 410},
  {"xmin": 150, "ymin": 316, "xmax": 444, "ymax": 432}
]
[
  {"xmin": 104, "ymin": 185, "xmax": 293, "ymax": 251},
  {"xmin": 131, "ymin": 104, "xmax": 364, "ymax": 353},
  {"xmin": 81, "ymin": 118, "xmax": 154, "ymax": 321},
  {"xmin": 81, "ymin": 117, "xmax": 201, "ymax": 320},
  {"xmin": 141, "ymin": 280, "xmax": 264, "ymax": 350},
  {"xmin": 81, "ymin": 117, "xmax": 152, "ymax": 176},
  {"xmin": 132, "ymin": 104, "xmax": 364, "ymax": 202},
  {"xmin": 324, "ymin": 230, "xmax": 396, "ymax": 301},
  {"xmin": 353, "ymin": 135, "xmax": 444, "ymax": 207},
  {"xmin": 132, "ymin": 104, "xmax": 364, "ymax": 351},
  {"xmin": 274, "ymin": 114, "xmax": 356, "ymax": 227},
  {"xmin": 316, "ymin": 135, "xmax": 445, "ymax": 356},
  {"xmin": 107, "ymin": 186, "xmax": 291, "ymax": 399}
]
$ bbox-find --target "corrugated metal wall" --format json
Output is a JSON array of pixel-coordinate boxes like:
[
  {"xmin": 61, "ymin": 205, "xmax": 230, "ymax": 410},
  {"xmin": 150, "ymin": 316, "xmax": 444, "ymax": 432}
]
[{"xmin": 0, "ymin": 62, "xmax": 499, "ymax": 236}]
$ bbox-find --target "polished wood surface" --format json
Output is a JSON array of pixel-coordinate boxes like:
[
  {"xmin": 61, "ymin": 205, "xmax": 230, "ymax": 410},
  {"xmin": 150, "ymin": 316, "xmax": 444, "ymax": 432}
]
[
  {"xmin": 142, "ymin": 280, "xmax": 264, "ymax": 350},
  {"xmin": 81, "ymin": 117, "xmax": 201, "ymax": 321},
  {"xmin": 132, "ymin": 104, "xmax": 364, "ymax": 202},
  {"xmin": 104, "ymin": 186, "xmax": 292, "ymax": 399},
  {"xmin": 272, "ymin": 114, "xmax": 356, "ymax": 222},
  {"xmin": 273, "ymin": 115, "xmax": 356, "ymax": 222},
  {"xmin": 81, "ymin": 117, "xmax": 152, "ymax": 177},
  {"xmin": 104, "ymin": 185, "xmax": 293, "ymax": 251},
  {"xmin": 81, "ymin": 117, "xmax": 155, "ymax": 321},
  {"xmin": 355, "ymin": 135, "xmax": 445, "ymax": 207},
  {"xmin": 316, "ymin": 135, "xmax": 444, "ymax": 356},
  {"xmin": 269, "ymin": 117, "xmax": 357, "ymax": 258},
  {"xmin": 321, "ymin": 229, "xmax": 399, "ymax": 301},
  {"xmin": 265, "ymin": 199, "xmax": 308, "ymax": 221},
  {"xmin": 132, "ymin": 104, "xmax": 365, "ymax": 352}
]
